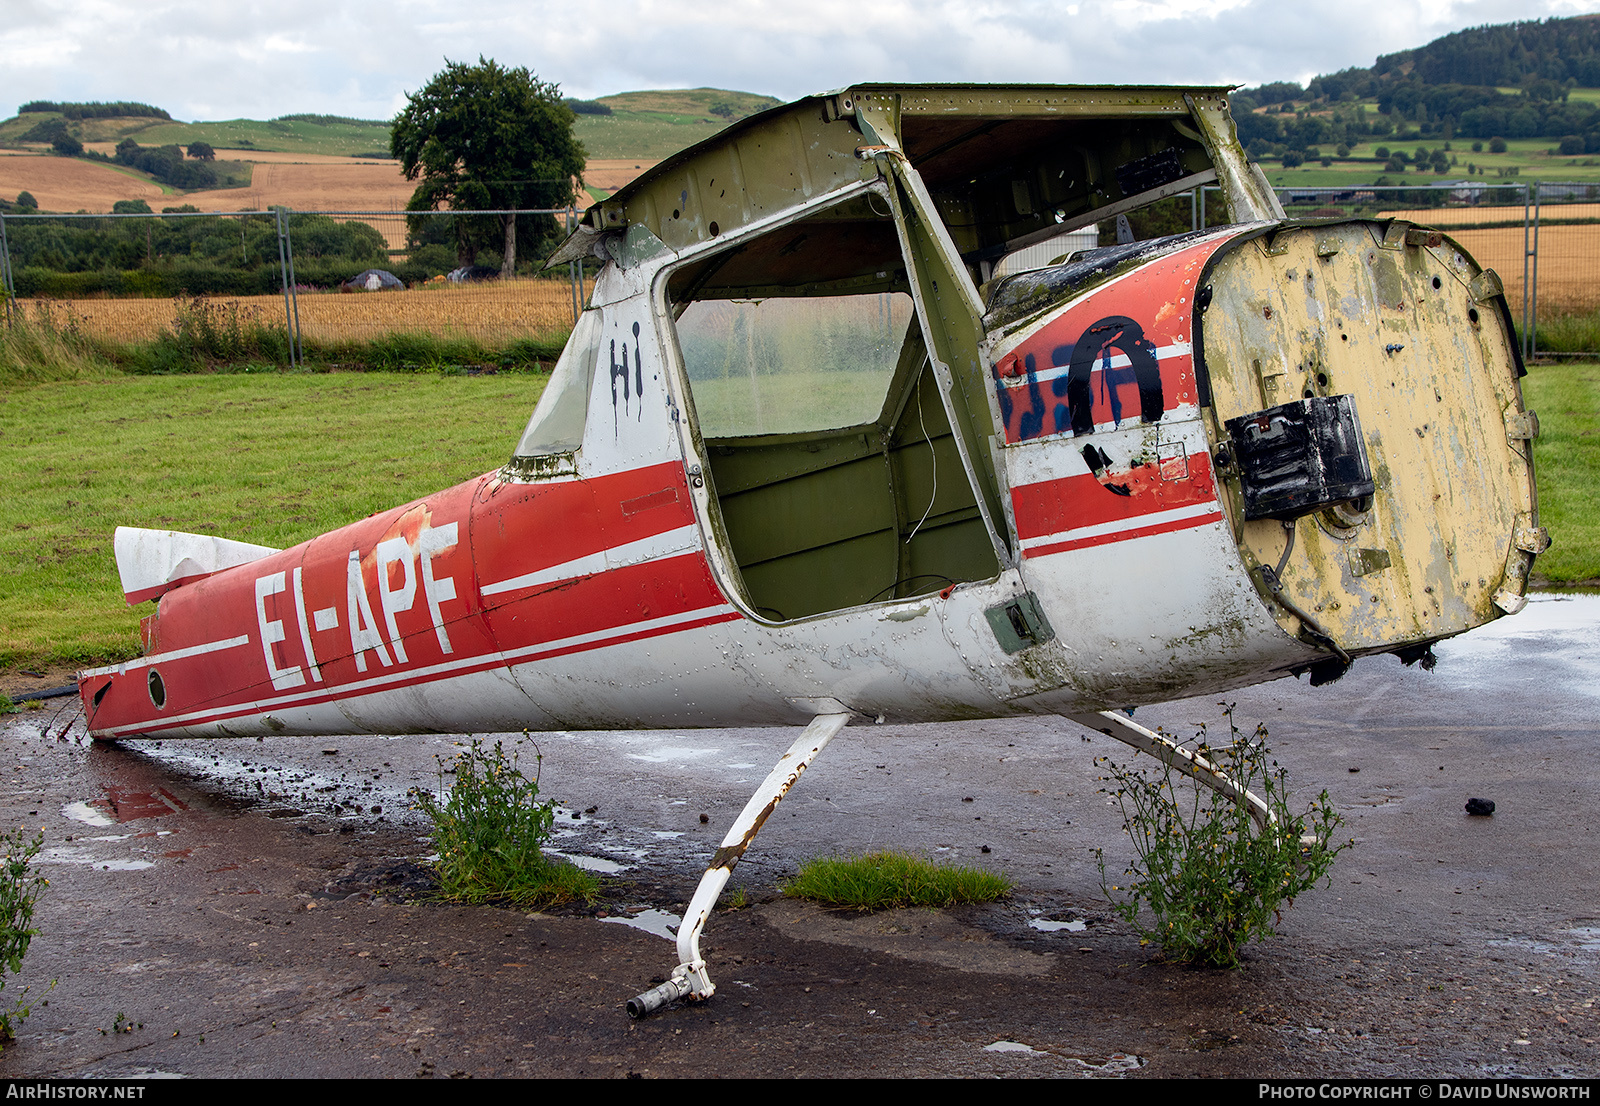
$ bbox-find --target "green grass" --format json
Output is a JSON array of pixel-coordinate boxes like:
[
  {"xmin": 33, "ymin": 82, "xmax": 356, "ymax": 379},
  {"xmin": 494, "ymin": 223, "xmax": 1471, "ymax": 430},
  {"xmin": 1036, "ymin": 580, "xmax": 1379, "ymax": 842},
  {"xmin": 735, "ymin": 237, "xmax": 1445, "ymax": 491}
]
[
  {"xmin": 1534, "ymin": 310, "xmax": 1600, "ymax": 354},
  {"xmin": 780, "ymin": 850, "xmax": 1011, "ymax": 911},
  {"xmin": 1522, "ymin": 359, "xmax": 1600, "ymax": 583},
  {"xmin": 134, "ymin": 118, "xmax": 396, "ymax": 157},
  {"xmin": 0, "ymin": 368, "xmax": 547, "ymax": 669},
  {"xmin": 1258, "ymin": 132, "xmax": 1600, "ymax": 186},
  {"xmin": 575, "ymin": 89, "xmax": 781, "ymax": 160},
  {"xmin": 0, "ymin": 112, "xmax": 395, "ymax": 158}
]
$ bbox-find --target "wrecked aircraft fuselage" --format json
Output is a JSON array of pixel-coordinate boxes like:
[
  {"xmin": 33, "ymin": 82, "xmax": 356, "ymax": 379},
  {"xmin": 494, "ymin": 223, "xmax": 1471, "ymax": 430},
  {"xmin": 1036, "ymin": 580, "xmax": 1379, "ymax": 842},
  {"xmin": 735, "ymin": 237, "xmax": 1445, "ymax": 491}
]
[{"xmin": 77, "ymin": 85, "xmax": 1542, "ymax": 1012}]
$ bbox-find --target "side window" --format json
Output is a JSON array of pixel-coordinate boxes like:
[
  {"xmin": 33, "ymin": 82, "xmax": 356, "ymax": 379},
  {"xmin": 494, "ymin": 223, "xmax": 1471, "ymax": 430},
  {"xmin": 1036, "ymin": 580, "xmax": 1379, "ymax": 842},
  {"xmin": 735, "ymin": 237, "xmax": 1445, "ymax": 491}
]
[
  {"xmin": 512, "ymin": 309, "xmax": 602, "ymax": 459},
  {"xmin": 676, "ymin": 293, "xmax": 913, "ymax": 438}
]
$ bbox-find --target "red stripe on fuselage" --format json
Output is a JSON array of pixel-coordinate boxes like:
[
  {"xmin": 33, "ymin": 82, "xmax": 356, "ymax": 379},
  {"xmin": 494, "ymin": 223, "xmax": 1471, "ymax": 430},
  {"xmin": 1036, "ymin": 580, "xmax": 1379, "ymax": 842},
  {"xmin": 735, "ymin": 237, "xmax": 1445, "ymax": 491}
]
[
  {"xmin": 1022, "ymin": 508, "xmax": 1225, "ymax": 559},
  {"xmin": 1010, "ymin": 450, "xmax": 1219, "ymax": 544}
]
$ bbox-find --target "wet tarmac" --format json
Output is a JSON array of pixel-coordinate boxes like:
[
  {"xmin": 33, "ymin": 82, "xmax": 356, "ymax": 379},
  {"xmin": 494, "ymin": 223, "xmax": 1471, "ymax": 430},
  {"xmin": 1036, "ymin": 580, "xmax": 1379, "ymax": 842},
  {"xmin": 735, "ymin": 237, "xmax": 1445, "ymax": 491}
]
[{"xmin": 0, "ymin": 594, "xmax": 1594, "ymax": 1078}]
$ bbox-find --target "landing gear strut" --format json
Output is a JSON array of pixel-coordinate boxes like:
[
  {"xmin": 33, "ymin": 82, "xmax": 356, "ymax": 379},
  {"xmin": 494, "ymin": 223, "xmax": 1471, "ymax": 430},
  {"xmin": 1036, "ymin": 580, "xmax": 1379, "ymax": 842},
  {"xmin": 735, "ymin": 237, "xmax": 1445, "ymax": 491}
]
[{"xmin": 627, "ymin": 712, "xmax": 851, "ymax": 1018}]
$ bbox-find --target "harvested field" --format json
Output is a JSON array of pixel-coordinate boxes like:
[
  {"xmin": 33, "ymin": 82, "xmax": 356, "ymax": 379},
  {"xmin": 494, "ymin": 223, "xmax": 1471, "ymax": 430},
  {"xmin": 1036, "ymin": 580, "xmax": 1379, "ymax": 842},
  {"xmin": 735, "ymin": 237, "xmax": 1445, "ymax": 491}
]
[
  {"xmin": 184, "ymin": 162, "xmax": 416, "ymax": 212},
  {"xmin": 17, "ymin": 279, "xmax": 590, "ymax": 346},
  {"xmin": 583, "ymin": 158, "xmax": 659, "ymax": 192},
  {"xmin": 1380, "ymin": 201, "xmax": 1600, "ymax": 226},
  {"xmin": 1447, "ymin": 224, "xmax": 1600, "ymax": 310},
  {"xmin": 0, "ymin": 153, "xmax": 168, "ymax": 211}
]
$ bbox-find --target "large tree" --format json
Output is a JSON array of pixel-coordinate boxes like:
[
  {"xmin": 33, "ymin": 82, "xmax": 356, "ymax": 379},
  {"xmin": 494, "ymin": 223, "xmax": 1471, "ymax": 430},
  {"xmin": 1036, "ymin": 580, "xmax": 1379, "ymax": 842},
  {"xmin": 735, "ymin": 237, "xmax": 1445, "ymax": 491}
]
[{"xmin": 391, "ymin": 58, "xmax": 585, "ymax": 276}]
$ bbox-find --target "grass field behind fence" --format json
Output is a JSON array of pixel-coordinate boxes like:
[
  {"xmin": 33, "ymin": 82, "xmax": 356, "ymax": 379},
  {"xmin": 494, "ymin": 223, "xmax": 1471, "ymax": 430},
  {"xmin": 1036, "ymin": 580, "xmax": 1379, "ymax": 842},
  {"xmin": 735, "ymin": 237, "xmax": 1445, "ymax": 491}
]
[
  {"xmin": 0, "ymin": 372, "xmax": 547, "ymax": 669},
  {"xmin": 16, "ymin": 279, "xmax": 587, "ymax": 347}
]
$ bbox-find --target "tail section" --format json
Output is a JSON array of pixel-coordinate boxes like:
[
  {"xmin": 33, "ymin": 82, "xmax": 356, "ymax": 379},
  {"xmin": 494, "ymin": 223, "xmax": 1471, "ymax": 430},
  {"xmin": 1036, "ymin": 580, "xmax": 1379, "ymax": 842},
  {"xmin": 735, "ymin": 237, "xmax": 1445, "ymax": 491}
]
[{"xmin": 114, "ymin": 527, "xmax": 281, "ymax": 606}]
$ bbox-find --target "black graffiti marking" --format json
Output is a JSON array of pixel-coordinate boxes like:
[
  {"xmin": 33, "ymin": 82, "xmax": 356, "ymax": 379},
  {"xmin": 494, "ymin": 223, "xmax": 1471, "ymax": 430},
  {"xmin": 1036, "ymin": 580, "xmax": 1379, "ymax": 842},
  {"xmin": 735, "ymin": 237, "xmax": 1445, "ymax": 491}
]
[
  {"xmin": 610, "ymin": 338, "xmax": 630, "ymax": 407},
  {"xmin": 610, "ymin": 324, "xmax": 651, "ymax": 434},
  {"xmin": 1080, "ymin": 444, "xmax": 1132, "ymax": 496},
  {"xmin": 633, "ymin": 321, "xmax": 643, "ymax": 422},
  {"xmin": 1059, "ymin": 315, "xmax": 1163, "ymax": 435}
]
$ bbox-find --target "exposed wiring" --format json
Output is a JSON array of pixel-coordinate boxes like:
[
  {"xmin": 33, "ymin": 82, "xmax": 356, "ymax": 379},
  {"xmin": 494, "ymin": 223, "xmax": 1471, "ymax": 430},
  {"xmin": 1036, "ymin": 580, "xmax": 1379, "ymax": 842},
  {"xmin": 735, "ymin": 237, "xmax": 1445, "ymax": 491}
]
[{"xmin": 905, "ymin": 376, "xmax": 939, "ymax": 543}]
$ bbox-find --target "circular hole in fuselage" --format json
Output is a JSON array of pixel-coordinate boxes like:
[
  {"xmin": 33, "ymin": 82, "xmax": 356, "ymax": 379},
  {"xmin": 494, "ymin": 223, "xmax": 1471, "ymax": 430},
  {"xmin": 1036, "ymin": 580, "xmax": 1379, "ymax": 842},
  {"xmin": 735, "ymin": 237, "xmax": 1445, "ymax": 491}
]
[{"xmin": 147, "ymin": 668, "xmax": 166, "ymax": 710}]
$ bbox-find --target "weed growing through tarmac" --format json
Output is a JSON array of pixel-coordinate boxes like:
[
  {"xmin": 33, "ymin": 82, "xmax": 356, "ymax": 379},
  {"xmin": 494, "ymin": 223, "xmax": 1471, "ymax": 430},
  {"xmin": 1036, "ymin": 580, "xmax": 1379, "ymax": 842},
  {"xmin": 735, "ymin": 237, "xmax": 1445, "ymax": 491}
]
[
  {"xmin": 410, "ymin": 736, "xmax": 598, "ymax": 909},
  {"xmin": 0, "ymin": 823, "xmax": 51, "ymax": 1047},
  {"xmin": 1096, "ymin": 705, "xmax": 1351, "ymax": 968},
  {"xmin": 781, "ymin": 849, "xmax": 1011, "ymax": 911}
]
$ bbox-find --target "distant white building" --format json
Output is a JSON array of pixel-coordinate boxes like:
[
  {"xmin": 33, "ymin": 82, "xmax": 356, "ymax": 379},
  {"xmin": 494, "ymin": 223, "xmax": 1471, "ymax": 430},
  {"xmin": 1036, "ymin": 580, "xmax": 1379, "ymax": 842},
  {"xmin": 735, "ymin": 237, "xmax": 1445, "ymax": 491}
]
[{"xmin": 993, "ymin": 226, "xmax": 1101, "ymax": 278}]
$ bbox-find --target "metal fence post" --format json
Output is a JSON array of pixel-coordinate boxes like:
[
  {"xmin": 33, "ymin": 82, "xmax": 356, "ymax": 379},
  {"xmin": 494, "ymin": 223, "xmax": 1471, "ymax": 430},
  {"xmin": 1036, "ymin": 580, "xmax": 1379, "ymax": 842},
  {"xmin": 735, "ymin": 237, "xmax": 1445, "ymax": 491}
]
[
  {"xmin": 567, "ymin": 206, "xmax": 581, "ymax": 325},
  {"xmin": 0, "ymin": 212, "xmax": 13, "ymax": 329},
  {"xmin": 1528, "ymin": 181, "xmax": 1541, "ymax": 362},
  {"xmin": 1521, "ymin": 182, "xmax": 1533, "ymax": 361},
  {"xmin": 284, "ymin": 210, "xmax": 303, "ymax": 366},
  {"xmin": 274, "ymin": 208, "xmax": 297, "ymax": 368}
]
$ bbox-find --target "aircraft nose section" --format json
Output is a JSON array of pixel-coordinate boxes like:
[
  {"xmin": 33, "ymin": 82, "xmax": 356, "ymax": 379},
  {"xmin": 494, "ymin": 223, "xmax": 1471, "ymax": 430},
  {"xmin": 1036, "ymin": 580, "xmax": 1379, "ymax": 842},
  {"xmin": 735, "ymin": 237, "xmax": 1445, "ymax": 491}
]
[{"xmin": 1197, "ymin": 219, "xmax": 1541, "ymax": 657}]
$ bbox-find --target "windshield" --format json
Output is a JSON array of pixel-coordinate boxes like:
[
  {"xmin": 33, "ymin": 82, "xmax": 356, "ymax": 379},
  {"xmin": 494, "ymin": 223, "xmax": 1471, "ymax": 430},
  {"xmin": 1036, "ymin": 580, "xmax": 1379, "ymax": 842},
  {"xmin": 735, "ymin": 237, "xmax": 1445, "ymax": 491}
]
[{"xmin": 513, "ymin": 309, "xmax": 602, "ymax": 458}]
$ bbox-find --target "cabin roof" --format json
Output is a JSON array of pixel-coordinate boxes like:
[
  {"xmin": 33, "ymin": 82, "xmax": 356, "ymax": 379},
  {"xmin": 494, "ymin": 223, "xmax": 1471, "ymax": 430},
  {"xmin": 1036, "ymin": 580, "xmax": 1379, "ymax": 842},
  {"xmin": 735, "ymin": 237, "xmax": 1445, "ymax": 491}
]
[{"xmin": 555, "ymin": 83, "xmax": 1238, "ymax": 267}]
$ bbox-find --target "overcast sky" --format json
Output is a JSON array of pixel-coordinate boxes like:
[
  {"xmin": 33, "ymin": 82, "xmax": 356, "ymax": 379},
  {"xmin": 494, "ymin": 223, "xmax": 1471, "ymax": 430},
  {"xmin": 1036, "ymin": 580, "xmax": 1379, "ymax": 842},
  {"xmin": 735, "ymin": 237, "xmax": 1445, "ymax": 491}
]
[{"xmin": 4, "ymin": 0, "xmax": 1598, "ymax": 123}]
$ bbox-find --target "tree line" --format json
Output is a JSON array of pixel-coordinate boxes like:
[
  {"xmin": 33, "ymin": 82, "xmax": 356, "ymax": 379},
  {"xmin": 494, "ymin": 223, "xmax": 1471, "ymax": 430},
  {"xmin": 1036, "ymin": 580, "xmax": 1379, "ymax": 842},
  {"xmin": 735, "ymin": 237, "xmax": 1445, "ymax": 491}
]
[
  {"xmin": 2, "ymin": 207, "xmax": 571, "ymax": 298},
  {"xmin": 1232, "ymin": 14, "xmax": 1600, "ymax": 162},
  {"xmin": 4, "ymin": 211, "xmax": 393, "ymax": 297},
  {"xmin": 18, "ymin": 100, "xmax": 171, "ymax": 120}
]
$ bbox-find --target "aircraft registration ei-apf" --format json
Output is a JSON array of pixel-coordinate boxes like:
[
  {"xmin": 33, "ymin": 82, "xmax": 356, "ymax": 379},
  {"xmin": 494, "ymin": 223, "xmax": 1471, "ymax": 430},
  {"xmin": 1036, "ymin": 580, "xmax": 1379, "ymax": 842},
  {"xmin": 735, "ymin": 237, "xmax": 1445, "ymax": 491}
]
[{"xmin": 76, "ymin": 84, "xmax": 1545, "ymax": 1016}]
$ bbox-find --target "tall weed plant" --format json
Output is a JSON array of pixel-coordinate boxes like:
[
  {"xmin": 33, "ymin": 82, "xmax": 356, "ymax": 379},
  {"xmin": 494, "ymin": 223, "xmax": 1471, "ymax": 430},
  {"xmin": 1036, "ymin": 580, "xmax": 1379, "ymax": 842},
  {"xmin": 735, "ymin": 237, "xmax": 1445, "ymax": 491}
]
[
  {"xmin": 1533, "ymin": 307, "xmax": 1600, "ymax": 355},
  {"xmin": 0, "ymin": 303, "xmax": 113, "ymax": 384},
  {"xmin": 0, "ymin": 824, "xmax": 50, "ymax": 1046},
  {"xmin": 411, "ymin": 737, "xmax": 597, "ymax": 908},
  {"xmin": 1096, "ymin": 706, "xmax": 1350, "ymax": 968}
]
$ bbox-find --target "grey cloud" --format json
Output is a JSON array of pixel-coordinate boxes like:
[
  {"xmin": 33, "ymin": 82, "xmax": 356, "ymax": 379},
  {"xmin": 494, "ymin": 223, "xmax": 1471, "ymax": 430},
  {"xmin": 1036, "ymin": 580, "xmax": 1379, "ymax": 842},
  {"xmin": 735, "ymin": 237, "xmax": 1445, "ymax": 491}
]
[{"xmin": 6, "ymin": 0, "xmax": 1595, "ymax": 121}]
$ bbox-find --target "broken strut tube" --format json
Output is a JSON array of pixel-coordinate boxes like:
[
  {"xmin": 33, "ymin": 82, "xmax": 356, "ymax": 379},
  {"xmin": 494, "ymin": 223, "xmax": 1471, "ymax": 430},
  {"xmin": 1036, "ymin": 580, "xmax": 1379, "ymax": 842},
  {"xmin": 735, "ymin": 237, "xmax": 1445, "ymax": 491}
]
[{"xmin": 628, "ymin": 712, "xmax": 852, "ymax": 1018}]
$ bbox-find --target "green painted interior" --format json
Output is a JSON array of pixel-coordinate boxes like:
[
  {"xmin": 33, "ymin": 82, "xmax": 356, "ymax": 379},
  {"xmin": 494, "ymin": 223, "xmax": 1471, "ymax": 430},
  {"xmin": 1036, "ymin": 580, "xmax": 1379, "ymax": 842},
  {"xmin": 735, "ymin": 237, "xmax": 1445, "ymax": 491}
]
[{"xmin": 704, "ymin": 355, "xmax": 998, "ymax": 621}]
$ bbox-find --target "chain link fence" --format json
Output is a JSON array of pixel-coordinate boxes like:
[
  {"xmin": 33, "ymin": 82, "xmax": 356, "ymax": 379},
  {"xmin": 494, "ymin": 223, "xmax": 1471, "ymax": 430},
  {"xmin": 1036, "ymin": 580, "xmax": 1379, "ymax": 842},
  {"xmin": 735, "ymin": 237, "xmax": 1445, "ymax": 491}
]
[
  {"xmin": 1197, "ymin": 181, "xmax": 1597, "ymax": 359},
  {"xmin": 3, "ymin": 186, "xmax": 1596, "ymax": 361},
  {"xmin": 0, "ymin": 207, "xmax": 592, "ymax": 367}
]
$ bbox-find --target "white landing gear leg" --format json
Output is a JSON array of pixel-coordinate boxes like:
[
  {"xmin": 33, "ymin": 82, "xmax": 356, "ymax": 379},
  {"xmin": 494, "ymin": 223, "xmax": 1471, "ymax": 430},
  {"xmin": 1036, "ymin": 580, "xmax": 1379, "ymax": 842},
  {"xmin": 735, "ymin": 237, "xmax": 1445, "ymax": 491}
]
[
  {"xmin": 1066, "ymin": 710, "xmax": 1272, "ymax": 831},
  {"xmin": 627, "ymin": 712, "xmax": 851, "ymax": 1018}
]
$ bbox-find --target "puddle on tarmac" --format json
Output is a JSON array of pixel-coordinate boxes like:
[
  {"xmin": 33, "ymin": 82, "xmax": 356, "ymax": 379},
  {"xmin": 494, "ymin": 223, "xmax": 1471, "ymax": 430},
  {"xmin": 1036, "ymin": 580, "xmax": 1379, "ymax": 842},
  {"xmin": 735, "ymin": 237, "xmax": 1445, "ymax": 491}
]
[
  {"xmin": 624, "ymin": 745, "xmax": 722, "ymax": 765},
  {"xmin": 1490, "ymin": 926, "xmax": 1600, "ymax": 957},
  {"xmin": 62, "ymin": 802, "xmax": 114, "ymax": 827},
  {"xmin": 984, "ymin": 1040, "xmax": 1044, "ymax": 1054},
  {"xmin": 39, "ymin": 846, "xmax": 154, "ymax": 871},
  {"xmin": 1436, "ymin": 593, "xmax": 1600, "ymax": 699},
  {"xmin": 1028, "ymin": 918, "xmax": 1087, "ymax": 933},
  {"xmin": 1069, "ymin": 1053, "xmax": 1144, "ymax": 1075},
  {"xmin": 547, "ymin": 850, "xmax": 631, "ymax": 874},
  {"xmin": 89, "ymin": 831, "xmax": 172, "ymax": 842},
  {"xmin": 600, "ymin": 908, "xmax": 681, "ymax": 940}
]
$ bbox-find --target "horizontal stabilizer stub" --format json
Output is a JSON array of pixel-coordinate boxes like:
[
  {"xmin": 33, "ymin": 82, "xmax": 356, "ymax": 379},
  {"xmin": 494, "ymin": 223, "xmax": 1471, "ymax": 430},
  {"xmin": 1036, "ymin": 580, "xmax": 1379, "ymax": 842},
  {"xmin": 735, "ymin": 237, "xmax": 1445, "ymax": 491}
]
[{"xmin": 114, "ymin": 527, "xmax": 282, "ymax": 606}]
